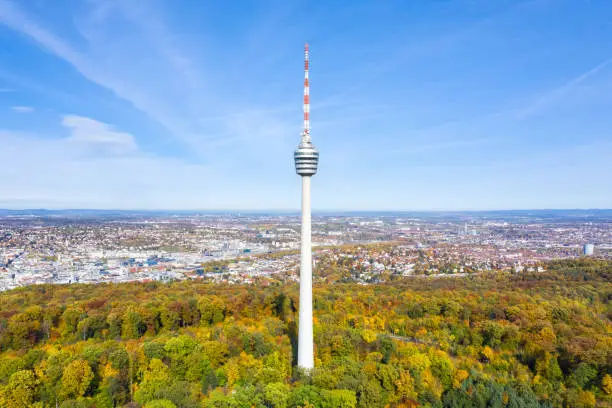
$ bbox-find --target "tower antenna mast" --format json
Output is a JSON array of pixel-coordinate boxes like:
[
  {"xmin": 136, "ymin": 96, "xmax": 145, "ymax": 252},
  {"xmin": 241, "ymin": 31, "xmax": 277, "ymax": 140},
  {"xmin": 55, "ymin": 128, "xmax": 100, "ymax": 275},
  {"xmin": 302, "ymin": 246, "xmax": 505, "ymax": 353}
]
[{"xmin": 303, "ymin": 43, "xmax": 311, "ymax": 143}]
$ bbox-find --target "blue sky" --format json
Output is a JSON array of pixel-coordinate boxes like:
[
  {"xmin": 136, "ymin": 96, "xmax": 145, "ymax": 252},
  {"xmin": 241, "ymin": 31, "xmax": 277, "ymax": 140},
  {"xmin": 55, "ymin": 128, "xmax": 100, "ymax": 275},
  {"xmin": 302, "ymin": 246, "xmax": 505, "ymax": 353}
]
[{"xmin": 0, "ymin": 0, "xmax": 610, "ymax": 210}]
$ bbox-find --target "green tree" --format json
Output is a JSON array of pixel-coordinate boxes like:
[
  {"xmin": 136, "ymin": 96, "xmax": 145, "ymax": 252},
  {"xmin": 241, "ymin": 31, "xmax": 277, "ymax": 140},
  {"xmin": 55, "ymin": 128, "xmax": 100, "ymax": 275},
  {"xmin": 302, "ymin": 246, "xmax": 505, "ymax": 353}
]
[
  {"xmin": 198, "ymin": 296, "xmax": 226, "ymax": 325},
  {"xmin": 258, "ymin": 351, "xmax": 289, "ymax": 384},
  {"xmin": 8, "ymin": 310, "xmax": 43, "ymax": 347},
  {"xmin": 122, "ymin": 306, "xmax": 146, "ymax": 339},
  {"xmin": 136, "ymin": 358, "xmax": 169, "ymax": 390},
  {"xmin": 164, "ymin": 335, "xmax": 198, "ymax": 358},
  {"xmin": 61, "ymin": 307, "xmax": 86, "ymax": 338},
  {"xmin": 568, "ymin": 363, "xmax": 598, "ymax": 389},
  {"xmin": 134, "ymin": 358, "xmax": 197, "ymax": 407},
  {"xmin": 535, "ymin": 353, "xmax": 563, "ymax": 383},
  {"xmin": 0, "ymin": 370, "xmax": 39, "ymax": 408},
  {"xmin": 204, "ymin": 389, "xmax": 233, "ymax": 408},
  {"xmin": 145, "ymin": 399, "xmax": 177, "ymax": 408},
  {"xmin": 356, "ymin": 380, "xmax": 384, "ymax": 408},
  {"xmin": 144, "ymin": 341, "xmax": 167, "ymax": 360},
  {"xmin": 201, "ymin": 341, "xmax": 229, "ymax": 367},
  {"xmin": 60, "ymin": 360, "xmax": 94, "ymax": 400},
  {"xmin": 232, "ymin": 385, "xmax": 265, "ymax": 407},
  {"xmin": 264, "ymin": 382, "xmax": 290, "ymax": 408},
  {"xmin": 566, "ymin": 389, "xmax": 596, "ymax": 408},
  {"xmin": 60, "ymin": 399, "xmax": 93, "ymax": 408},
  {"xmin": 289, "ymin": 385, "xmax": 323, "ymax": 408},
  {"xmin": 321, "ymin": 389, "xmax": 357, "ymax": 408},
  {"xmin": 429, "ymin": 350, "xmax": 454, "ymax": 390}
]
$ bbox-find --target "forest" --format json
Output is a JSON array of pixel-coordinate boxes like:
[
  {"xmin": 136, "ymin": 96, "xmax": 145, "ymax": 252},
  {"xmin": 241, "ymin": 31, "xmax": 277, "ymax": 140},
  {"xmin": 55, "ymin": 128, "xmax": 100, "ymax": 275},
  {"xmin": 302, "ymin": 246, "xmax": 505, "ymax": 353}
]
[{"xmin": 0, "ymin": 258, "xmax": 610, "ymax": 407}]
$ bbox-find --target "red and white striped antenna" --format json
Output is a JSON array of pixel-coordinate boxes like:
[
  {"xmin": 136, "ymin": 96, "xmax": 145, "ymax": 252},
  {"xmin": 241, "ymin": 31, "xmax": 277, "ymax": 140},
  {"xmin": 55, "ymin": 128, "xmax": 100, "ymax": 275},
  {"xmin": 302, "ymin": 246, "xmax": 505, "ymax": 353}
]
[{"xmin": 303, "ymin": 42, "xmax": 311, "ymax": 142}]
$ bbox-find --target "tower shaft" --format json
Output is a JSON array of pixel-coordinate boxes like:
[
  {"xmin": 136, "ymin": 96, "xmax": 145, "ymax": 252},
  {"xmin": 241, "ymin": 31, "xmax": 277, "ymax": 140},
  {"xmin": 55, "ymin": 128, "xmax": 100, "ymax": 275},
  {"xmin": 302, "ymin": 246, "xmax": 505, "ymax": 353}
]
[{"xmin": 297, "ymin": 176, "xmax": 314, "ymax": 369}]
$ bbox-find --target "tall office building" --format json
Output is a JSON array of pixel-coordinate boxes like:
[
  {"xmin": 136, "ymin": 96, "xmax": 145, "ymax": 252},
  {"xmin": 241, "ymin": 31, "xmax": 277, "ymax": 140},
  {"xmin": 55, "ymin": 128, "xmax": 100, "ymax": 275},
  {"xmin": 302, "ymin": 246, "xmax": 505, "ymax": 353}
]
[
  {"xmin": 294, "ymin": 43, "xmax": 319, "ymax": 370},
  {"xmin": 583, "ymin": 244, "xmax": 594, "ymax": 256}
]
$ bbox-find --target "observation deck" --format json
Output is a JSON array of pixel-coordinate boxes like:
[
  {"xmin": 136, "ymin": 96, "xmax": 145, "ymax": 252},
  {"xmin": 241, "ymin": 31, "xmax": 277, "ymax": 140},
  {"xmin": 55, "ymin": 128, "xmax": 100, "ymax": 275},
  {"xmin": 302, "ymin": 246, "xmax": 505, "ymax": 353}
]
[{"xmin": 294, "ymin": 139, "xmax": 319, "ymax": 176}]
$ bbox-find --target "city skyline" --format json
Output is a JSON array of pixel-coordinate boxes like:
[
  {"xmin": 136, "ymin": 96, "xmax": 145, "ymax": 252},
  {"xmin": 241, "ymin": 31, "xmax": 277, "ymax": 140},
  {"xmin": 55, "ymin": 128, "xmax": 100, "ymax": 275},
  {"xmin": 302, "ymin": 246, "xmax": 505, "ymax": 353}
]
[{"xmin": 1, "ymin": 0, "xmax": 611, "ymax": 210}]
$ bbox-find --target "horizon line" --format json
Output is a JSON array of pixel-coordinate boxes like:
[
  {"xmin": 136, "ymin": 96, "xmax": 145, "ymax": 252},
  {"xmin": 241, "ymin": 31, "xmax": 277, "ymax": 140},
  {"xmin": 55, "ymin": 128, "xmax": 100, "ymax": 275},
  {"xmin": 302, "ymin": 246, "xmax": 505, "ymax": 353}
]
[{"xmin": 0, "ymin": 207, "xmax": 611, "ymax": 213}]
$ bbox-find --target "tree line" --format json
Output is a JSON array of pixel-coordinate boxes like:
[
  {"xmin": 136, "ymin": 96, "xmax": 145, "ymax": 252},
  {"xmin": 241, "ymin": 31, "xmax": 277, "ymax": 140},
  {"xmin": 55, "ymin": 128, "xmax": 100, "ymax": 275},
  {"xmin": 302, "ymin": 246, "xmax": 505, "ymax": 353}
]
[{"xmin": 0, "ymin": 258, "xmax": 610, "ymax": 407}]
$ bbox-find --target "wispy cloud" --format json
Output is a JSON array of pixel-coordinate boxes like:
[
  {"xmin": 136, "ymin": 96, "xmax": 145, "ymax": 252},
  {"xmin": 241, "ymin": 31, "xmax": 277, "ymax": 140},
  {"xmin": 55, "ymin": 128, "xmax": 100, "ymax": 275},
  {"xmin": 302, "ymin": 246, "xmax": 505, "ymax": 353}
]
[
  {"xmin": 0, "ymin": 0, "xmax": 296, "ymax": 160},
  {"xmin": 11, "ymin": 105, "xmax": 34, "ymax": 113},
  {"xmin": 62, "ymin": 115, "xmax": 138, "ymax": 155},
  {"xmin": 0, "ymin": 0, "xmax": 202, "ymax": 146},
  {"xmin": 518, "ymin": 57, "xmax": 612, "ymax": 118},
  {"xmin": 318, "ymin": 1, "xmax": 537, "ymax": 108}
]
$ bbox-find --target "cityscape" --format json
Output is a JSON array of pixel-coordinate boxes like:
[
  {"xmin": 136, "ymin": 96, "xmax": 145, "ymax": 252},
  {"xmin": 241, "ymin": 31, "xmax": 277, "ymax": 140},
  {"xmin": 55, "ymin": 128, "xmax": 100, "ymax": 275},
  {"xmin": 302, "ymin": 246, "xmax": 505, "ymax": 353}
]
[{"xmin": 1, "ymin": 209, "xmax": 609, "ymax": 292}]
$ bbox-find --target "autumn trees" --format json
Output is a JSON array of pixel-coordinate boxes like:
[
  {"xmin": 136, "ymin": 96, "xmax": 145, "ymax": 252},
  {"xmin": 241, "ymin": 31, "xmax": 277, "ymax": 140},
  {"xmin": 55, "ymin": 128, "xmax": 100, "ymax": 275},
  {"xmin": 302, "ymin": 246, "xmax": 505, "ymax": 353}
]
[
  {"xmin": 0, "ymin": 258, "xmax": 609, "ymax": 407},
  {"xmin": 0, "ymin": 369, "xmax": 41, "ymax": 408}
]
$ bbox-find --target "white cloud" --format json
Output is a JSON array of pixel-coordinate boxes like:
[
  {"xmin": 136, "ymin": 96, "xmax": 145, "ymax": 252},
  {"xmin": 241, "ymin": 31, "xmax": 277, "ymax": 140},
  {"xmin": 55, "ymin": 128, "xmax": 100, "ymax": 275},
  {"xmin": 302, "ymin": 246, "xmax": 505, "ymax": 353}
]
[
  {"xmin": 0, "ymin": 131, "xmax": 296, "ymax": 209},
  {"xmin": 62, "ymin": 115, "xmax": 137, "ymax": 155},
  {"xmin": 0, "ymin": 113, "xmax": 298, "ymax": 210},
  {"xmin": 11, "ymin": 105, "xmax": 34, "ymax": 113},
  {"xmin": 0, "ymin": 132, "xmax": 203, "ymax": 209}
]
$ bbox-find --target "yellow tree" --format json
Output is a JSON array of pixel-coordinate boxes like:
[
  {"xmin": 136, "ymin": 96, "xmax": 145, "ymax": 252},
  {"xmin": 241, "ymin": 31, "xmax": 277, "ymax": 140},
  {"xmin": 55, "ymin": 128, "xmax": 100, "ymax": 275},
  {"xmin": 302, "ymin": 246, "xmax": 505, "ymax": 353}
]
[
  {"xmin": 0, "ymin": 370, "xmax": 40, "ymax": 408},
  {"xmin": 603, "ymin": 374, "xmax": 612, "ymax": 395},
  {"xmin": 134, "ymin": 358, "xmax": 172, "ymax": 406},
  {"xmin": 60, "ymin": 359, "xmax": 94, "ymax": 400}
]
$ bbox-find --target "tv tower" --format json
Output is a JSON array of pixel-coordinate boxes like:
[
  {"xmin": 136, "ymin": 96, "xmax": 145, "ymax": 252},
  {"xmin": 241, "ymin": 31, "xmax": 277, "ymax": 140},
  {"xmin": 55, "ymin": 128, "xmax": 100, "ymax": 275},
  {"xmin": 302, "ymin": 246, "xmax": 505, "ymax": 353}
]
[{"xmin": 294, "ymin": 42, "xmax": 318, "ymax": 370}]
